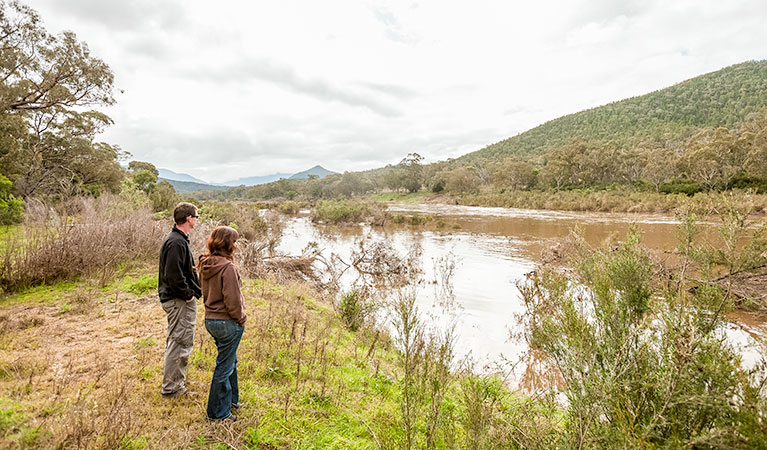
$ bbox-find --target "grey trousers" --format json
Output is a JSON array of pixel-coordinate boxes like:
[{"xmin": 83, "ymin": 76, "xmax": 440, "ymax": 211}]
[{"xmin": 161, "ymin": 298, "xmax": 197, "ymax": 395}]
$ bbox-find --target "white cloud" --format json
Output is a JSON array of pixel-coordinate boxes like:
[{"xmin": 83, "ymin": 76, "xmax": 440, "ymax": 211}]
[{"xmin": 30, "ymin": 0, "xmax": 767, "ymax": 183}]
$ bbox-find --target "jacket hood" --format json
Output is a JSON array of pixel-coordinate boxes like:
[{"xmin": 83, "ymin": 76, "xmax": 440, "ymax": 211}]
[{"xmin": 198, "ymin": 254, "xmax": 233, "ymax": 280}]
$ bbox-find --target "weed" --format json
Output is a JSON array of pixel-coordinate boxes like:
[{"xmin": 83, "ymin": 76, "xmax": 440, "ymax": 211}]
[
  {"xmin": 136, "ymin": 337, "xmax": 156, "ymax": 349},
  {"xmin": 518, "ymin": 218, "xmax": 767, "ymax": 447},
  {"xmin": 337, "ymin": 289, "xmax": 368, "ymax": 332},
  {"xmin": 0, "ymin": 397, "xmax": 25, "ymax": 434},
  {"xmin": 0, "ymin": 194, "xmax": 164, "ymax": 293},
  {"xmin": 125, "ymin": 275, "xmax": 158, "ymax": 295},
  {"xmin": 138, "ymin": 367, "xmax": 153, "ymax": 381}
]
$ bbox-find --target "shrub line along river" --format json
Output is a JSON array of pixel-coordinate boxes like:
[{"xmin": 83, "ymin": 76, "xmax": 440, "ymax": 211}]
[{"xmin": 275, "ymin": 203, "xmax": 766, "ymax": 382}]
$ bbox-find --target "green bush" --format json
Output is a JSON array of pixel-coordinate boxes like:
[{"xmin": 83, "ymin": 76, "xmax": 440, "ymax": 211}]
[
  {"xmin": 311, "ymin": 199, "xmax": 369, "ymax": 223},
  {"xmin": 277, "ymin": 200, "xmax": 301, "ymax": 215},
  {"xmin": 337, "ymin": 289, "xmax": 367, "ymax": 331},
  {"xmin": 519, "ymin": 220, "xmax": 767, "ymax": 447},
  {"xmin": 659, "ymin": 177, "xmax": 703, "ymax": 195},
  {"xmin": 727, "ymin": 174, "xmax": 767, "ymax": 193},
  {"xmin": 198, "ymin": 201, "xmax": 268, "ymax": 239},
  {"xmin": 0, "ymin": 175, "xmax": 23, "ymax": 225}
]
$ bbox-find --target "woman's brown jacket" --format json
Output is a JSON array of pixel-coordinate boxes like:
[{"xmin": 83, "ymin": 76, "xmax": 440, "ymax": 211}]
[{"xmin": 198, "ymin": 254, "xmax": 247, "ymax": 325}]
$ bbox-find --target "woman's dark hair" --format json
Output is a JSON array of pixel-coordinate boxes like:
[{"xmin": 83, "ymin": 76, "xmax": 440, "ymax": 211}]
[{"xmin": 205, "ymin": 226, "xmax": 239, "ymax": 260}]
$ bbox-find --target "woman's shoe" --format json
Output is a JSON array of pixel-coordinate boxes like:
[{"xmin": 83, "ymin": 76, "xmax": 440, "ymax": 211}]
[{"xmin": 208, "ymin": 414, "xmax": 237, "ymax": 422}]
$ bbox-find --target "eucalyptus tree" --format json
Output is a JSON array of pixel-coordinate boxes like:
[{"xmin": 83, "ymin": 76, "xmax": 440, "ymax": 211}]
[{"xmin": 0, "ymin": 0, "xmax": 122, "ymax": 201}]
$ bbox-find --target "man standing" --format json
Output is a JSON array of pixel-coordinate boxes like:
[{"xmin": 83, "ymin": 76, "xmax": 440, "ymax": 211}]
[{"xmin": 158, "ymin": 202, "xmax": 202, "ymax": 397}]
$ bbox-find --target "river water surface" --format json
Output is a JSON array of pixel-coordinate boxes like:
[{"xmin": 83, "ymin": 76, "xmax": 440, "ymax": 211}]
[{"xmin": 275, "ymin": 203, "xmax": 766, "ymax": 379}]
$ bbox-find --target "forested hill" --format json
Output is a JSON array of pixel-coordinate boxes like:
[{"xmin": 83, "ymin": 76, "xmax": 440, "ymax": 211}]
[{"xmin": 460, "ymin": 60, "xmax": 767, "ymax": 163}]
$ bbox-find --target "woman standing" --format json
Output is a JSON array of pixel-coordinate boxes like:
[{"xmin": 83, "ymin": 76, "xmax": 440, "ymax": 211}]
[{"xmin": 199, "ymin": 226, "xmax": 247, "ymax": 421}]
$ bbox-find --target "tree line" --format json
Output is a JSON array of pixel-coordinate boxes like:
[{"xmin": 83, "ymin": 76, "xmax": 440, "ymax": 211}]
[
  {"xmin": 194, "ymin": 110, "xmax": 767, "ymax": 202},
  {"xmin": 0, "ymin": 1, "xmax": 176, "ymax": 223}
]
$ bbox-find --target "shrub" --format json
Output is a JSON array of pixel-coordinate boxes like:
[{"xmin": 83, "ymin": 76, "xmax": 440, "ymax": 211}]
[
  {"xmin": 0, "ymin": 195, "xmax": 164, "ymax": 293},
  {"xmin": 518, "ymin": 220, "xmax": 767, "ymax": 447},
  {"xmin": 277, "ymin": 200, "xmax": 301, "ymax": 215},
  {"xmin": 727, "ymin": 174, "xmax": 767, "ymax": 193},
  {"xmin": 659, "ymin": 177, "xmax": 703, "ymax": 195},
  {"xmin": 198, "ymin": 201, "xmax": 270, "ymax": 240},
  {"xmin": 311, "ymin": 199, "xmax": 369, "ymax": 223},
  {"xmin": 0, "ymin": 175, "xmax": 23, "ymax": 225},
  {"xmin": 337, "ymin": 289, "xmax": 367, "ymax": 331}
]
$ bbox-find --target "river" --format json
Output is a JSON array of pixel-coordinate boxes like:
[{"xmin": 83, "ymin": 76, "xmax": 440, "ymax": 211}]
[{"xmin": 275, "ymin": 203, "xmax": 766, "ymax": 378}]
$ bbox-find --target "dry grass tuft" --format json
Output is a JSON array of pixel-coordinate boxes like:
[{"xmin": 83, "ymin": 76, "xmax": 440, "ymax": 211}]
[{"xmin": 0, "ymin": 194, "xmax": 165, "ymax": 293}]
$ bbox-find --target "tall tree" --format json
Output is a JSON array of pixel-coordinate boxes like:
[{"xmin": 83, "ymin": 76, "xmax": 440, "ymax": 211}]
[
  {"xmin": 0, "ymin": 1, "xmax": 121, "ymax": 199},
  {"xmin": 399, "ymin": 153, "xmax": 424, "ymax": 193}
]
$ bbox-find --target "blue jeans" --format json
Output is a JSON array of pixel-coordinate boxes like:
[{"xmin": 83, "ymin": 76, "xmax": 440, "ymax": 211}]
[{"xmin": 205, "ymin": 319, "xmax": 244, "ymax": 419}]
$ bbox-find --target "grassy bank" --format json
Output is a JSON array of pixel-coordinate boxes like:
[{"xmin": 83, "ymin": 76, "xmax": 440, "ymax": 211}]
[
  {"xmin": 368, "ymin": 189, "xmax": 767, "ymax": 214},
  {"xmin": 0, "ymin": 268, "xmax": 545, "ymax": 449}
]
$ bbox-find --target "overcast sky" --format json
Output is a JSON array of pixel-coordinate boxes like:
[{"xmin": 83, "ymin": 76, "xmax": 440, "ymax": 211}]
[{"xmin": 31, "ymin": 0, "xmax": 767, "ymax": 183}]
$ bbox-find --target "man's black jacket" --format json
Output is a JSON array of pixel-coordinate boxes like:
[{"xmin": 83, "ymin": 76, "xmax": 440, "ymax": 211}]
[{"xmin": 158, "ymin": 226, "xmax": 202, "ymax": 302}]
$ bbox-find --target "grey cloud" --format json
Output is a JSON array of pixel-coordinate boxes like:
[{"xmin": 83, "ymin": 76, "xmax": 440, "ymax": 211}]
[
  {"xmin": 566, "ymin": 0, "xmax": 648, "ymax": 28},
  {"xmin": 123, "ymin": 34, "xmax": 173, "ymax": 61},
  {"xmin": 503, "ymin": 106, "xmax": 541, "ymax": 116},
  {"xmin": 198, "ymin": 59, "xmax": 404, "ymax": 117},
  {"xmin": 34, "ymin": 0, "xmax": 186, "ymax": 32},
  {"xmin": 356, "ymin": 82, "xmax": 417, "ymax": 100},
  {"xmin": 372, "ymin": 7, "xmax": 398, "ymax": 27}
]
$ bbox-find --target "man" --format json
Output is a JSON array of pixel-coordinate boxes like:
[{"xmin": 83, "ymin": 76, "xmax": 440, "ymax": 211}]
[{"xmin": 158, "ymin": 202, "xmax": 202, "ymax": 397}]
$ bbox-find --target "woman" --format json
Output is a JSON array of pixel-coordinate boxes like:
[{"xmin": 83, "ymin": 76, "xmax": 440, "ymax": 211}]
[{"xmin": 199, "ymin": 226, "xmax": 247, "ymax": 421}]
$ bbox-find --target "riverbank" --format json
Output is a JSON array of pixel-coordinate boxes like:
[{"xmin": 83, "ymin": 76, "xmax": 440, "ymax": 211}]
[
  {"xmin": 0, "ymin": 264, "xmax": 542, "ymax": 449},
  {"xmin": 369, "ymin": 188, "xmax": 767, "ymax": 214}
]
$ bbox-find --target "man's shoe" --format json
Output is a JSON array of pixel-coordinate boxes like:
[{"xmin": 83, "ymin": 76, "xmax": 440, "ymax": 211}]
[{"xmin": 162, "ymin": 387, "xmax": 196, "ymax": 398}]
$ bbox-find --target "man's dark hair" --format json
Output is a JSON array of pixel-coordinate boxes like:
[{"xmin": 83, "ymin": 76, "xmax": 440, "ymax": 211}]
[{"xmin": 173, "ymin": 202, "xmax": 197, "ymax": 225}]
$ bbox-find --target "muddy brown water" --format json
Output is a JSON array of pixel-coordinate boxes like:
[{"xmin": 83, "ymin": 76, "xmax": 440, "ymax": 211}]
[{"xmin": 276, "ymin": 203, "xmax": 766, "ymax": 379}]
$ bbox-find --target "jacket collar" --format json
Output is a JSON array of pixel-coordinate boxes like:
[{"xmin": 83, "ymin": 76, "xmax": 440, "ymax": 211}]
[{"xmin": 172, "ymin": 225, "xmax": 190, "ymax": 242}]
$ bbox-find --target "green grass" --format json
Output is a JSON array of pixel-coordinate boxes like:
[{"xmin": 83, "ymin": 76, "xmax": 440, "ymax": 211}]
[
  {"xmin": 0, "ymin": 281, "xmax": 79, "ymax": 306},
  {"xmin": 311, "ymin": 199, "xmax": 370, "ymax": 223},
  {"xmin": 0, "ymin": 225, "xmax": 23, "ymax": 241},
  {"xmin": 123, "ymin": 274, "xmax": 158, "ymax": 295},
  {"xmin": 368, "ymin": 191, "xmax": 431, "ymax": 204},
  {"xmin": 0, "ymin": 268, "xmax": 158, "ymax": 307},
  {"xmin": 0, "ymin": 397, "xmax": 25, "ymax": 434}
]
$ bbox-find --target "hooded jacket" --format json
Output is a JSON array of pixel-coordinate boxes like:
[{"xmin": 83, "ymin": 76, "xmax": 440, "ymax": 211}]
[{"xmin": 198, "ymin": 254, "xmax": 247, "ymax": 325}]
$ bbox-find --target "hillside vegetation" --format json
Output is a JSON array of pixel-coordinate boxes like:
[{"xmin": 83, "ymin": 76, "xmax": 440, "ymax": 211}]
[{"xmin": 461, "ymin": 60, "xmax": 767, "ymax": 162}]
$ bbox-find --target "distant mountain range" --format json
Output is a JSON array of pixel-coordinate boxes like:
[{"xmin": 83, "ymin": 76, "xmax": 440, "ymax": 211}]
[
  {"xmin": 157, "ymin": 168, "xmax": 209, "ymax": 184},
  {"xmin": 220, "ymin": 173, "xmax": 292, "ymax": 186},
  {"xmin": 159, "ymin": 165, "xmax": 336, "ymax": 193}
]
